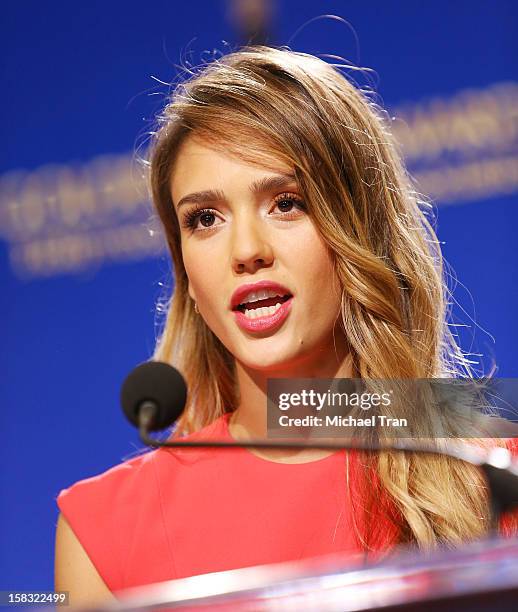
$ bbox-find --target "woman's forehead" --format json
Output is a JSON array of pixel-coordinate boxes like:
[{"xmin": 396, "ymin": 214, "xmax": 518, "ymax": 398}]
[
  {"xmin": 170, "ymin": 135, "xmax": 294, "ymax": 190},
  {"xmin": 171, "ymin": 134, "xmax": 292, "ymax": 175}
]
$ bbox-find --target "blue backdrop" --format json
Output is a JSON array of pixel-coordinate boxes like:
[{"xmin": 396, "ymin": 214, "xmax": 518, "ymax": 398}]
[{"xmin": 1, "ymin": 0, "xmax": 517, "ymax": 592}]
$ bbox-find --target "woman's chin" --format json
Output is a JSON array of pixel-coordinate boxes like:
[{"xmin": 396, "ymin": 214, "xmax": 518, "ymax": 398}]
[{"xmin": 235, "ymin": 347, "xmax": 306, "ymax": 374}]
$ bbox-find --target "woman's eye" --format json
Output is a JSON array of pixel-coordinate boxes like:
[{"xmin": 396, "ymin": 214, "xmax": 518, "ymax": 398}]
[
  {"xmin": 272, "ymin": 193, "xmax": 307, "ymax": 216},
  {"xmin": 198, "ymin": 211, "xmax": 216, "ymax": 227},
  {"xmin": 181, "ymin": 193, "xmax": 306, "ymax": 233},
  {"xmin": 182, "ymin": 208, "xmax": 220, "ymax": 232}
]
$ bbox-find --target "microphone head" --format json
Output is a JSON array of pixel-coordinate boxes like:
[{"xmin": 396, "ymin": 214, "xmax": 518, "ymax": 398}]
[{"xmin": 120, "ymin": 361, "xmax": 187, "ymax": 431}]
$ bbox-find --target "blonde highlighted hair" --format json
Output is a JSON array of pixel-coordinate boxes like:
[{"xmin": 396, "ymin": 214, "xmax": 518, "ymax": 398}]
[{"xmin": 147, "ymin": 45, "xmax": 513, "ymax": 550}]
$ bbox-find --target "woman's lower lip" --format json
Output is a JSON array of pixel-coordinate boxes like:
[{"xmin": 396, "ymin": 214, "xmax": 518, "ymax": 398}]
[{"xmin": 233, "ymin": 297, "xmax": 293, "ymax": 332}]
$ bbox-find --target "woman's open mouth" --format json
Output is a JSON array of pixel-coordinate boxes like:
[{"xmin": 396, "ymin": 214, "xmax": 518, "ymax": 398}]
[{"xmin": 232, "ymin": 294, "xmax": 293, "ymax": 332}]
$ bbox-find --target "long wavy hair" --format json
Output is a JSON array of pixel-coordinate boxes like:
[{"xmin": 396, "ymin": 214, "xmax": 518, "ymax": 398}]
[{"xmin": 147, "ymin": 45, "xmax": 514, "ymax": 550}]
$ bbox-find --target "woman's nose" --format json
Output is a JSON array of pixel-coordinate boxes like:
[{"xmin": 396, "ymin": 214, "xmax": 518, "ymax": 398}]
[{"xmin": 230, "ymin": 214, "xmax": 274, "ymax": 273}]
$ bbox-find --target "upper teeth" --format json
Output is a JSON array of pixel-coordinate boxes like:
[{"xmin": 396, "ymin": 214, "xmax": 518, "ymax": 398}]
[{"xmin": 240, "ymin": 289, "xmax": 286, "ymax": 306}]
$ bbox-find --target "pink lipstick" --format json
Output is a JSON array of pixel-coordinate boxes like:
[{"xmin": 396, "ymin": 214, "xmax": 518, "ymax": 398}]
[
  {"xmin": 233, "ymin": 296, "xmax": 294, "ymax": 332},
  {"xmin": 230, "ymin": 280, "xmax": 293, "ymax": 333}
]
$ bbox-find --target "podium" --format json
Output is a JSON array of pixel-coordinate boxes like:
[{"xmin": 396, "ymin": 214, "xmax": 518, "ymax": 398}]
[{"xmin": 72, "ymin": 536, "xmax": 518, "ymax": 611}]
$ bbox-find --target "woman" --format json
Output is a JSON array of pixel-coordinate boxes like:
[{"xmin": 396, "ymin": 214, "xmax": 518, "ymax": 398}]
[{"xmin": 54, "ymin": 45, "xmax": 518, "ymax": 605}]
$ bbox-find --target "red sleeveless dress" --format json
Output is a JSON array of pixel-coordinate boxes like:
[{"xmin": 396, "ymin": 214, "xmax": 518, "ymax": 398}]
[{"xmin": 57, "ymin": 413, "xmax": 398, "ymax": 593}]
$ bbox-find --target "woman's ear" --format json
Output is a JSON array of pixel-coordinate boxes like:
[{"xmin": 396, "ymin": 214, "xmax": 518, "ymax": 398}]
[{"xmin": 188, "ymin": 282, "xmax": 197, "ymax": 303}]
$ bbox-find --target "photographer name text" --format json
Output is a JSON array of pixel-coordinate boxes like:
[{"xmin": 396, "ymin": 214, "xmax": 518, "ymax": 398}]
[{"xmin": 278, "ymin": 415, "xmax": 408, "ymax": 428}]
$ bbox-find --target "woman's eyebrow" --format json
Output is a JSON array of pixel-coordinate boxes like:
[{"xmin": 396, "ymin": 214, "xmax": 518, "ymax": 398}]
[{"xmin": 175, "ymin": 173, "xmax": 297, "ymax": 210}]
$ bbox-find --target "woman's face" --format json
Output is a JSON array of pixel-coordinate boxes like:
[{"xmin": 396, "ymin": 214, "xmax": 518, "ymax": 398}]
[{"xmin": 170, "ymin": 135, "xmax": 346, "ymax": 371}]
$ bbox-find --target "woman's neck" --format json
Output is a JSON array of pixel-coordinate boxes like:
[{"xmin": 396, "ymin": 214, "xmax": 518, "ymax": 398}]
[{"xmin": 229, "ymin": 337, "xmax": 355, "ymax": 462}]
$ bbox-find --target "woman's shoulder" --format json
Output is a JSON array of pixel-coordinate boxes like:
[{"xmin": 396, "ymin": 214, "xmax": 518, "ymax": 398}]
[
  {"xmin": 55, "ymin": 414, "xmax": 229, "ymax": 592},
  {"xmin": 57, "ymin": 413, "xmax": 229, "ymax": 507},
  {"xmin": 55, "ymin": 450, "xmax": 159, "ymax": 593},
  {"xmin": 57, "ymin": 448, "xmax": 154, "ymax": 509}
]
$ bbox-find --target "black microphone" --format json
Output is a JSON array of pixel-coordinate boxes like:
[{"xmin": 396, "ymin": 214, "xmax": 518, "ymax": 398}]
[
  {"xmin": 120, "ymin": 361, "xmax": 186, "ymax": 432},
  {"xmin": 120, "ymin": 361, "xmax": 518, "ymax": 522}
]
